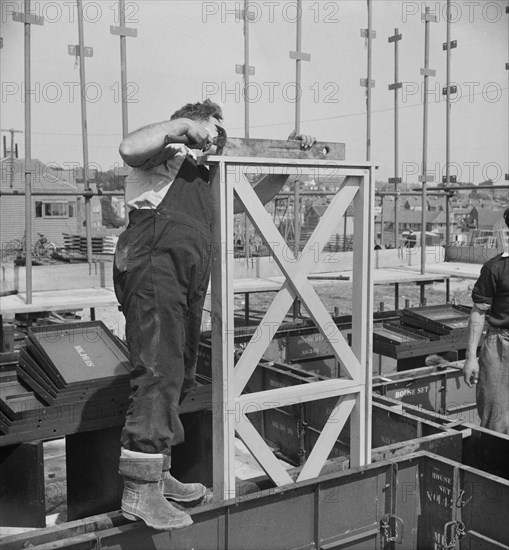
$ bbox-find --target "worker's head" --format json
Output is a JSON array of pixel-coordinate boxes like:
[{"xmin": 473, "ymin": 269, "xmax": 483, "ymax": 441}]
[
  {"xmin": 171, "ymin": 99, "xmax": 223, "ymax": 123},
  {"xmin": 171, "ymin": 99, "xmax": 222, "ymax": 137},
  {"xmin": 504, "ymin": 207, "xmax": 509, "ymax": 230}
]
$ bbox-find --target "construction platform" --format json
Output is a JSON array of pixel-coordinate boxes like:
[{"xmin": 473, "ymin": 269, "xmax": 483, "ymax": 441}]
[{"xmin": 0, "ymin": 267, "xmax": 450, "ymax": 316}]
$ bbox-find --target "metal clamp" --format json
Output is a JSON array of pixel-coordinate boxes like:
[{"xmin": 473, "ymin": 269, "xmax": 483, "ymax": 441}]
[
  {"xmin": 380, "ymin": 514, "xmax": 404, "ymax": 544},
  {"xmin": 440, "ymin": 520, "xmax": 466, "ymax": 549},
  {"xmin": 455, "ymin": 489, "xmax": 472, "ymax": 508}
]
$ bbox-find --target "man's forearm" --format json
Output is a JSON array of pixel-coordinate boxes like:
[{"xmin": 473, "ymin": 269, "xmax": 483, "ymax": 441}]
[
  {"xmin": 119, "ymin": 119, "xmax": 190, "ymax": 167},
  {"xmin": 466, "ymin": 304, "xmax": 486, "ymax": 359}
]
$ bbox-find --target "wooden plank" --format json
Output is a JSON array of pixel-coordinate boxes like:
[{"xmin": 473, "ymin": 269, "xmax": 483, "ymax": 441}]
[
  {"xmin": 235, "ymin": 415, "xmax": 294, "ymax": 486},
  {"xmin": 236, "ymin": 379, "xmax": 361, "ymax": 411},
  {"xmin": 0, "ymin": 287, "xmax": 118, "ymax": 315},
  {"xmin": 297, "ymin": 395, "xmax": 355, "ymax": 482},
  {"xmin": 211, "ymin": 162, "xmax": 236, "ymax": 501}
]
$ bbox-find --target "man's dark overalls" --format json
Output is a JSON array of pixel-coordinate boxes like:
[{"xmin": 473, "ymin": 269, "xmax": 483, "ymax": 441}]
[{"xmin": 113, "ymin": 155, "xmax": 212, "ymax": 455}]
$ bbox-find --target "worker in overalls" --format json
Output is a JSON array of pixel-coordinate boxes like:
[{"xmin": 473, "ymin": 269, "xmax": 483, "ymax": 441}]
[
  {"xmin": 114, "ymin": 99, "xmax": 316, "ymax": 530},
  {"xmin": 464, "ymin": 207, "xmax": 509, "ymax": 436}
]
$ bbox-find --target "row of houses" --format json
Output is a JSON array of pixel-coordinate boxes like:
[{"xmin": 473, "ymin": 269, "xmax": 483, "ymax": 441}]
[{"xmin": 0, "ymin": 157, "xmax": 103, "ymax": 252}]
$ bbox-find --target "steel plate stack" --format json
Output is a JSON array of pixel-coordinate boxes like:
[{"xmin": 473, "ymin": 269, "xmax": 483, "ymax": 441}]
[{"xmin": 0, "ymin": 321, "xmax": 132, "ymax": 435}]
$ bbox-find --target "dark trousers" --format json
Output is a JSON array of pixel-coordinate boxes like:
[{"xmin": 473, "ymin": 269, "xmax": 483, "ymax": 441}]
[
  {"xmin": 114, "ymin": 158, "xmax": 212, "ymax": 454},
  {"xmin": 477, "ymin": 326, "xmax": 509, "ymax": 435}
]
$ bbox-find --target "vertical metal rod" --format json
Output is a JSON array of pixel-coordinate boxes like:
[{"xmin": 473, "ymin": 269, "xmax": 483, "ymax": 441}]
[
  {"xmin": 243, "ymin": 1, "xmax": 250, "ymax": 264},
  {"xmin": 292, "ymin": 0, "xmax": 303, "ymax": 319},
  {"xmin": 343, "ymin": 213, "xmax": 347, "ymax": 251},
  {"xmin": 119, "ymin": 0, "xmax": 128, "ymax": 139},
  {"xmin": 379, "ymin": 196, "xmax": 384, "ymax": 247},
  {"xmin": 393, "ymin": 27, "xmax": 400, "ymax": 249},
  {"xmin": 366, "ymin": 0, "xmax": 373, "ymax": 162},
  {"xmin": 420, "ymin": 7, "xmax": 431, "ymax": 275},
  {"xmin": 294, "ymin": 0, "xmax": 303, "ymax": 135},
  {"xmin": 243, "ymin": 0, "xmax": 250, "ymax": 140},
  {"xmin": 76, "ymin": 0, "xmax": 93, "ymax": 263},
  {"xmin": 292, "ymin": 180, "xmax": 300, "ymax": 319},
  {"xmin": 24, "ymin": 0, "xmax": 33, "ymax": 303},
  {"xmin": 445, "ymin": 0, "xmax": 452, "ymax": 246}
]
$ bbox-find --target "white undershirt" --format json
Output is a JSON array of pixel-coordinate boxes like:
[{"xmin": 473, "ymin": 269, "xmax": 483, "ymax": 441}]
[{"xmin": 125, "ymin": 144, "xmax": 195, "ymax": 210}]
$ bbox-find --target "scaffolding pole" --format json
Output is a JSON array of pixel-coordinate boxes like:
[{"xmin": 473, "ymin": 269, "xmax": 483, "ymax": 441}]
[
  {"xmin": 13, "ymin": 1, "xmax": 44, "ymax": 304},
  {"xmin": 419, "ymin": 7, "xmax": 437, "ymax": 274},
  {"xmin": 73, "ymin": 0, "xmax": 93, "ymax": 263},
  {"xmin": 388, "ymin": 28, "xmax": 402, "ymax": 249},
  {"xmin": 443, "ymin": 0, "xmax": 457, "ymax": 246}
]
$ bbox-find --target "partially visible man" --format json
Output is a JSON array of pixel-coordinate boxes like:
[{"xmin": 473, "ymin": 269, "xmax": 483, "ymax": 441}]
[
  {"xmin": 114, "ymin": 98, "xmax": 316, "ymax": 531},
  {"xmin": 463, "ymin": 207, "xmax": 509, "ymax": 434}
]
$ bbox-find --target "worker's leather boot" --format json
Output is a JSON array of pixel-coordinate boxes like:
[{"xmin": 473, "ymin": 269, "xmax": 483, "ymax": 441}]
[
  {"xmin": 159, "ymin": 454, "xmax": 207, "ymax": 503},
  {"xmin": 119, "ymin": 449, "xmax": 192, "ymax": 530}
]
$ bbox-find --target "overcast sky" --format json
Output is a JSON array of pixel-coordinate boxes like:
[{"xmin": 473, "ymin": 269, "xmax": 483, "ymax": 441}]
[{"xmin": 0, "ymin": 0, "xmax": 507, "ymax": 184}]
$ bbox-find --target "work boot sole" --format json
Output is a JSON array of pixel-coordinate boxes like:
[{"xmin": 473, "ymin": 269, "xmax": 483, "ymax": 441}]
[
  {"xmin": 122, "ymin": 510, "xmax": 193, "ymax": 530},
  {"xmin": 164, "ymin": 484, "xmax": 208, "ymax": 503}
]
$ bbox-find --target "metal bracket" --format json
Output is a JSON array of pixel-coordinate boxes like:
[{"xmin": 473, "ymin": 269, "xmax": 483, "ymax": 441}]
[
  {"xmin": 442, "ymin": 176, "xmax": 457, "ymax": 184},
  {"xmin": 110, "ymin": 25, "xmax": 138, "ymax": 38},
  {"xmin": 420, "ymin": 68, "xmax": 436, "ymax": 77},
  {"xmin": 388, "ymin": 177, "xmax": 402, "ymax": 184},
  {"xmin": 360, "ymin": 29, "xmax": 376, "ymax": 39},
  {"xmin": 388, "ymin": 33, "xmax": 402, "ymax": 43},
  {"xmin": 443, "ymin": 40, "xmax": 457, "ymax": 50},
  {"xmin": 360, "ymin": 78, "xmax": 376, "ymax": 88},
  {"xmin": 418, "ymin": 175, "xmax": 435, "ymax": 183},
  {"xmin": 290, "ymin": 51, "xmax": 311, "ymax": 62},
  {"xmin": 388, "ymin": 82, "xmax": 403, "ymax": 91},
  {"xmin": 506, "ymin": 63, "xmax": 509, "ymax": 70},
  {"xmin": 380, "ymin": 514, "xmax": 404, "ymax": 544},
  {"xmin": 235, "ymin": 9, "xmax": 256, "ymax": 21},
  {"xmin": 442, "ymin": 85, "xmax": 458, "ymax": 95},
  {"xmin": 23, "ymin": 161, "xmax": 37, "ymax": 174},
  {"xmin": 12, "ymin": 12, "xmax": 44, "ymax": 25},
  {"xmin": 0, "ymin": 37, "xmax": 3, "ymax": 49},
  {"xmin": 422, "ymin": 12, "xmax": 438, "ymax": 22},
  {"xmin": 68, "ymin": 45, "xmax": 94, "ymax": 57},
  {"xmin": 235, "ymin": 64, "xmax": 255, "ymax": 76}
]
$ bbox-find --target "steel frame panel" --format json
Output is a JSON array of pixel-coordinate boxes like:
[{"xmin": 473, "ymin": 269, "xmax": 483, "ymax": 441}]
[
  {"xmin": 208, "ymin": 156, "xmax": 374, "ymax": 499},
  {"xmin": 4, "ymin": 451, "xmax": 509, "ymax": 550}
]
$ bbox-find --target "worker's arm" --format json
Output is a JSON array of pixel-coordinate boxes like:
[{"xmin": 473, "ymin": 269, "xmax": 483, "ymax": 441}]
[
  {"xmin": 463, "ymin": 303, "xmax": 487, "ymax": 387},
  {"xmin": 119, "ymin": 118, "xmax": 211, "ymax": 168}
]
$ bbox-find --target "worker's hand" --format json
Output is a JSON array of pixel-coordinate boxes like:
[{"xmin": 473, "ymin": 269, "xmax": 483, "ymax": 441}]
[
  {"xmin": 288, "ymin": 130, "xmax": 317, "ymax": 150},
  {"xmin": 463, "ymin": 355, "xmax": 480, "ymax": 388},
  {"xmin": 185, "ymin": 120, "xmax": 213, "ymax": 151}
]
